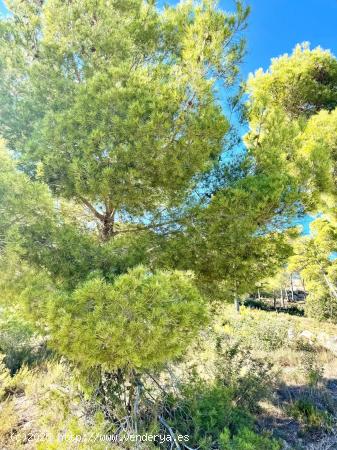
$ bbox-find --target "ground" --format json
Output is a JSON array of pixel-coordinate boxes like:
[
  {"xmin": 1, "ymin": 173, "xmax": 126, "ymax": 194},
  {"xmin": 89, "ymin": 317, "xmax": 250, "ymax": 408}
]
[{"xmin": 0, "ymin": 304, "xmax": 337, "ymax": 449}]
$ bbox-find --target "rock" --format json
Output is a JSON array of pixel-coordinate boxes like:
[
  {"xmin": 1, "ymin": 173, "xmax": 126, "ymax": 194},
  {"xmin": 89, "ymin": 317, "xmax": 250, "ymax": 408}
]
[
  {"xmin": 317, "ymin": 332, "xmax": 337, "ymax": 355},
  {"xmin": 299, "ymin": 330, "xmax": 315, "ymax": 343},
  {"xmin": 287, "ymin": 328, "xmax": 296, "ymax": 340}
]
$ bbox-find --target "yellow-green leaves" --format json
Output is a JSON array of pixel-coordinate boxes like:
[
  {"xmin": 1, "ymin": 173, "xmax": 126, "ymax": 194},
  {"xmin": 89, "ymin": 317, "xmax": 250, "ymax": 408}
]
[
  {"xmin": 247, "ymin": 43, "xmax": 337, "ymax": 119},
  {"xmin": 245, "ymin": 44, "xmax": 337, "ymax": 214},
  {"xmin": 48, "ymin": 266, "xmax": 207, "ymax": 370},
  {"xmin": 290, "ymin": 217, "xmax": 337, "ymax": 322},
  {"xmin": 0, "ymin": 0, "xmax": 246, "ymax": 218}
]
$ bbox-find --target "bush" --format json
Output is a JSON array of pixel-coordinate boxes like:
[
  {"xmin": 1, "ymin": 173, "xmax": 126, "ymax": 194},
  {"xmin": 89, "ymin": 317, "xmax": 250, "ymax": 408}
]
[
  {"xmin": 224, "ymin": 309, "xmax": 293, "ymax": 351},
  {"xmin": 215, "ymin": 340, "xmax": 275, "ymax": 412},
  {"xmin": 48, "ymin": 266, "xmax": 207, "ymax": 371},
  {"xmin": 0, "ymin": 313, "xmax": 49, "ymax": 374},
  {"xmin": 162, "ymin": 378, "xmax": 280, "ymax": 450},
  {"xmin": 163, "ymin": 380, "xmax": 253, "ymax": 450},
  {"xmin": 288, "ymin": 398, "xmax": 332, "ymax": 431},
  {"xmin": 220, "ymin": 427, "xmax": 281, "ymax": 450},
  {"xmin": 160, "ymin": 342, "xmax": 276, "ymax": 449}
]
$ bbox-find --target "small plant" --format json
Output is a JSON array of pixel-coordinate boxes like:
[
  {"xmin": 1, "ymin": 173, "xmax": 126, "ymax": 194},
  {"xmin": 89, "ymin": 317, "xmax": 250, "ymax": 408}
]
[
  {"xmin": 220, "ymin": 426, "xmax": 282, "ymax": 450},
  {"xmin": 298, "ymin": 343, "xmax": 324, "ymax": 387},
  {"xmin": 0, "ymin": 400, "xmax": 18, "ymax": 445},
  {"xmin": 224, "ymin": 309, "xmax": 293, "ymax": 351},
  {"xmin": 288, "ymin": 398, "xmax": 332, "ymax": 431}
]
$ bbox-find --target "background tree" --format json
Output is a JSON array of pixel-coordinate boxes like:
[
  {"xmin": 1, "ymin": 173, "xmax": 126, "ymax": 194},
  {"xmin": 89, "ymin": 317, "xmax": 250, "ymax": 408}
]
[
  {"xmin": 245, "ymin": 43, "xmax": 337, "ymax": 212},
  {"xmin": 290, "ymin": 217, "xmax": 337, "ymax": 322}
]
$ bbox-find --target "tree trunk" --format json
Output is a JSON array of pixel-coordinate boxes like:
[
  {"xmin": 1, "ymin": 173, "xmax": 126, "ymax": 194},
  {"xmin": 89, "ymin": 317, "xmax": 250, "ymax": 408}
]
[
  {"xmin": 301, "ymin": 277, "xmax": 306, "ymax": 292},
  {"xmin": 280, "ymin": 289, "xmax": 284, "ymax": 307},
  {"xmin": 101, "ymin": 209, "xmax": 116, "ymax": 240},
  {"xmin": 290, "ymin": 273, "xmax": 294, "ymax": 301}
]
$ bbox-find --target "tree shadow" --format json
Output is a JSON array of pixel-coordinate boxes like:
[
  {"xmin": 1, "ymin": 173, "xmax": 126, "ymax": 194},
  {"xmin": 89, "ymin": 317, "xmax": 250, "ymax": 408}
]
[{"xmin": 257, "ymin": 381, "xmax": 337, "ymax": 448}]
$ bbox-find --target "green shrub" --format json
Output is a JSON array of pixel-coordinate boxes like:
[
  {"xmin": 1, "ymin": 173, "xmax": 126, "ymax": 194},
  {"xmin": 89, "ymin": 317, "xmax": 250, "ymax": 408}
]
[
  {"xmin": 215, "ymin": 339, "xmax": 275, "ymax": 412},
  {"xmin": 0, "ymin": 313, "xmax": 49, "ymax": 374},
  {"xmin": 225, "ymin": 310, "xmax": 292, "ymax": 351},
  {"xmin": 220, "ymin": 427, "xmax": 281, "ymax": 450},
  {"xmin": 48, "ymin": 266, "xmax": 207, "ymax": 371},
  {"xmin": 161, "ymin": 342, "xmax": 276, "ymax": 450},
  {"xmin": 296, "ymin": 342, "xmax": 324, "ymax": 387},
  {"xmin": 288, "ymin": 398, "xmax": 332, "ymax": 431},
  {"xmin": 163, "ymin": 380, "xmax": 253, "ymax": 450}
]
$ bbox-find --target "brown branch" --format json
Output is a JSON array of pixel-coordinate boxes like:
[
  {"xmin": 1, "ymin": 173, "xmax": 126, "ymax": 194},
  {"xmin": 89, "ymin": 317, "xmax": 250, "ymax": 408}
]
[{"xmin": 78, "ymin": 196, "xmax": 105, "ymax": 221}]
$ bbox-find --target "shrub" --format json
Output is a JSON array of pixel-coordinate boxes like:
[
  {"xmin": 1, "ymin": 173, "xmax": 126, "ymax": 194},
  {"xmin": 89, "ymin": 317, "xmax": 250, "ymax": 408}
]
[
  {"xmin": 295, "ymin": 340, "xmax": 324, "ymax": 387},
  {"xmin": 220, "ymin": 427, "xmax": 281, "ymax": 450},
  {"xmin": 162, "ymin": 378, "xmax": 280, "ymax": 450},
  {"xmin": 163, "ymin": 380, "xmax": 253, "ymax": 450},
  {"xmin": 48, "ymin": 266, "xmax": 207, "ymax": 371},
  {"xmin": 288, "ymin": 398, "xmax": 332, "ymax": 431},
  {"xmin": 160, "ymin": 342, "xmax": 276, "ymax": 449},
  {"xmin": 0, "ymin": 313, "xmax": 49, "ymax": 374},
  {"xmin": 215, "ymin": 340, "xmax": 275, "ymax": 412},
  {"xmin": 225, "ymin": 309, "xmax": 292, "ymax": 351}
]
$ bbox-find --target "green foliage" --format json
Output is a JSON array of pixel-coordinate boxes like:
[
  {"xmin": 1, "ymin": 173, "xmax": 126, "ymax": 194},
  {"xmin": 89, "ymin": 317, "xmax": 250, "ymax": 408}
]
[
  {"xmin": 0, "ymin": 360, "xmax": 111, "ymax": 450},
  {"xmin": 156, "ymin": 173, "xmax": 296, "ymax": 296},
  {"xmin": 245, "ymin": 43, "xmax": 337, "ymax": 212},
  {"xmin": 290, "ymin": 217, "xmax": 337, "ymax": 322},
  {"xmin": 1, "ymin": 3, "xmax": 337, "ymax": 448},
  {"xmin": 165, "ymin": 381, "xmax": 252, "ymax": 449},
  {"xmin": 288, "ymin": 398, "xmax": 332, "ymax": 431},
  {"xmin": 215, "ymin": 339, "xmax": 275, "ymax": 411},
  {"xmin": 162, "ymin": 340, "xmax": 275, "ymax": 450},
  {"xmin": 224, "ymin": 308, "xmax": 292, "ymax": 351},
  {"xmin": 0, "ymin": 311, "xmax": 49, "ymax": 374},
  {"xmin": 0, "ymin": 0, "xmax": 247, "ymax": 219},
  {"xmin": 296, "ymin": 340, "xmax": 324, "ymax": 387},
  {"xmin": 246, "ymin": 43, "xmax": 337, "ymax": 119},
  {"xmin": 220, "ymin": 427, "xmax": 281, "ymax": 450},
  {"xmin": 0, "ymin": 142, "xmax": 54, "ymax": 250},
  {"xmin": 0, "ymin": 0, "xmax": 293, "ymax": 298},
  {"xmin": 47, "ymin": 266, "xmax": 207, "ymax": 370},
  {"xmin": 297, "ymin": 108, "xmax": 337, "ymax": 205}
]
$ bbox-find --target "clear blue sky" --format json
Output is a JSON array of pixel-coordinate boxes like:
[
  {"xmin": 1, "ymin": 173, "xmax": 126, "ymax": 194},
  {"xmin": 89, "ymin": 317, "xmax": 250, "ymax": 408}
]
[
  {"xmin": 158, "ymin": 0, "xmax": 337, "ymax": 76},
  {"xmin": 240, "ymin": 0, "xmax": 337, "ymax": 77}
]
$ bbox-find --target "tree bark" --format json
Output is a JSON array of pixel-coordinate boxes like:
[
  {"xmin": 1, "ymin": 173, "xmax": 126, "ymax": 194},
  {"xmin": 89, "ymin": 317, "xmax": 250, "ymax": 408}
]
[
  {"xmin": 290, "ymin": 273, "xmax": 294, "ymax": 301},
  {"xmin": 101, "ymin": 211, "xmax": 116, "ymax": 240},
  {"xmin": 280, "ymin": 289, "xmax": 284, "ymax": 307}
]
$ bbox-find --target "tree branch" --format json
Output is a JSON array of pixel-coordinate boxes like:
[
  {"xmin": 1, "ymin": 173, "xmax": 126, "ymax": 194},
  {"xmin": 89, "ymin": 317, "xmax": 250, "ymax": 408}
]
[{"xmin": 78, "ymin": 196, "xmax": 105, "ymax": 221}]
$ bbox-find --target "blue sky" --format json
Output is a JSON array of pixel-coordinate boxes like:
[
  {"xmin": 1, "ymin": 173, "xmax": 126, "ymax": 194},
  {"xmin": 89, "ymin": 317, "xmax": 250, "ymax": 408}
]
[{"xmin": 158, "ymin": 0, "xmax": 337, "ymax": 76}]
